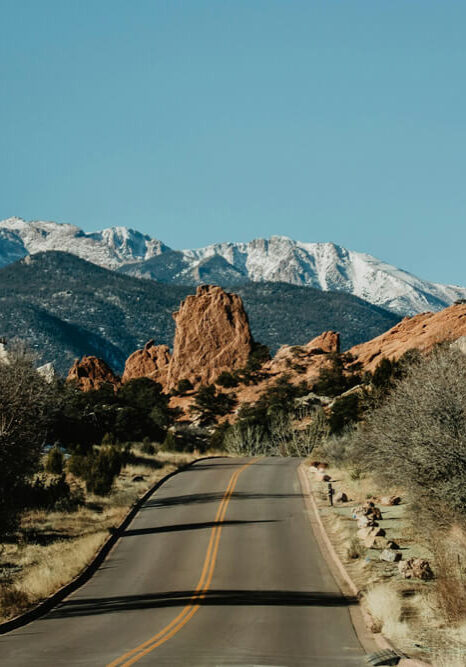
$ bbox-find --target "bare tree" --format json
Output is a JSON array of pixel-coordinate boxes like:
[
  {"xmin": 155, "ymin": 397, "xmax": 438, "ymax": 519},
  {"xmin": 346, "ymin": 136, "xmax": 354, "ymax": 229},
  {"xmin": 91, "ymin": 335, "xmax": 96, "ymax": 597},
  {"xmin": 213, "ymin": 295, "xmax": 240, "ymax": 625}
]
[{"xmin": 352, "ymin": 346, "xmax": 466, "ymax": 517}]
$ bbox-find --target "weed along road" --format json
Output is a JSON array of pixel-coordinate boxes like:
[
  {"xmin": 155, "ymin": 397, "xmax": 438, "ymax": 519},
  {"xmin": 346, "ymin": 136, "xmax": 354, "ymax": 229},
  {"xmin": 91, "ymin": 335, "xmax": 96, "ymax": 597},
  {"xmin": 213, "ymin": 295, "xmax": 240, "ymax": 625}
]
[{"xmin": 0, "ymin": 458, "xmax": 365, "ymax": 666}]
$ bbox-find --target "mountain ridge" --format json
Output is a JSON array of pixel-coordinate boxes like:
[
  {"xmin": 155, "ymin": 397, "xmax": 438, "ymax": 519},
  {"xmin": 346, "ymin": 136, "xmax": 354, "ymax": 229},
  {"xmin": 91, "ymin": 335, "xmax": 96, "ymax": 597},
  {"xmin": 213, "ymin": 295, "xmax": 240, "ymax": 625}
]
[{"xmin": 1, "ymin": 217, "xmax": 465, "ymax": 316}]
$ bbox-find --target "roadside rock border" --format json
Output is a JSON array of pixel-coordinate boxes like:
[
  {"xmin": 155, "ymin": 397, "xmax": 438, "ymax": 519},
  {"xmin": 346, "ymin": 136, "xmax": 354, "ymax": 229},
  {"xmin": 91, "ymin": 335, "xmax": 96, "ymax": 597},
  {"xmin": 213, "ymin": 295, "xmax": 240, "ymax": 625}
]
[{"xmin": 297, "ymin": 463, "xmax": 430, "ymax": 667}]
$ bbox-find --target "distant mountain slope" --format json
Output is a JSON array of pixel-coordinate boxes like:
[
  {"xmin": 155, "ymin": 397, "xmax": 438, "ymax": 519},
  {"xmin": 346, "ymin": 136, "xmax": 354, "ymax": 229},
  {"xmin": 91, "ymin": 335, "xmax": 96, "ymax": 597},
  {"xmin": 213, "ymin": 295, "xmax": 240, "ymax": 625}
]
[
  {"xmin": 1, "ymin": 218, "xmax": 464, "ymax": 316},
  {"xmin": 0, "ymin": 252, "xmax": 400, "ymax": 373}
]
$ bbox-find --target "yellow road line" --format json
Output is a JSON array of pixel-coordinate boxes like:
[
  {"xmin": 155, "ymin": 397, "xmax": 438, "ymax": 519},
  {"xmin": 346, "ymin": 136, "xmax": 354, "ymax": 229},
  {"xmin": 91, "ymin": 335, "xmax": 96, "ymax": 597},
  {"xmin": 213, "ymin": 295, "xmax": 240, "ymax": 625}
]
[{"xmin": 107, "ymin": 459, "xmax": 256, "ymax": 667}]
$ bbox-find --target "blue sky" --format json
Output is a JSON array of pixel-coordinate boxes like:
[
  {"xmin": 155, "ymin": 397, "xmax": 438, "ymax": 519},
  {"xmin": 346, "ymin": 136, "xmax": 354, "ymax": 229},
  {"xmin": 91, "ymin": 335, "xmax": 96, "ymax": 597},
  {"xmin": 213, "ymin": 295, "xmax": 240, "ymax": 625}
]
[{"xmin": 1, "ymin": 1, "xmax": 465, "ymax": 285}]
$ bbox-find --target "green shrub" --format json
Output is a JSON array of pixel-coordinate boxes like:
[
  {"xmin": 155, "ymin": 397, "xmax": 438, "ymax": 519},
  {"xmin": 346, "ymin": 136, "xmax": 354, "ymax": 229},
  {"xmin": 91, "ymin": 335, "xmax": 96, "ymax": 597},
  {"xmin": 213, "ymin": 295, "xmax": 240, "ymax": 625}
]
[
  {"xmin": 215, "ymin": 371, "xmax": 239, "ymax": 388},
  {"xmin": 162, "ymin": 431, "xmax": 177, "ymax": 452},
  {"xmin": 45, "ymin": 446, "xmax": 64, "ymax": 475},
  {"xmin": 176, "ymin": 379, "xmax": 193, "ymax": 395},
  {"xmin": 191, "ymin": 385, "xmax": 237, "ymax": 423},
  {"xmin": 328, "ymin": 394, "xmax": 360, "ymax": 434},
  {"xmin": 141, "ymin": 439, "xmax": 156, "ymax": 455}
]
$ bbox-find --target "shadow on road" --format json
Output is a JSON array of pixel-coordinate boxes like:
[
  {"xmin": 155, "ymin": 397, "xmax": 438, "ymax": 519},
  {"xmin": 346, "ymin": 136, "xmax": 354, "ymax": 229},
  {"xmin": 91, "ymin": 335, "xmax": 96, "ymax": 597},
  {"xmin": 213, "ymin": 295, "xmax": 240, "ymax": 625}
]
[
  {"xmin": 122, "ymin": 519, "xmax": 279, "ymax": 537},
  {"xmin": 48, "ymin": 589, "xmax": 357, "ymax": 619},
  {"xmin": 142, "ymin": 491, "xmax": 303, "ymax": 510}
]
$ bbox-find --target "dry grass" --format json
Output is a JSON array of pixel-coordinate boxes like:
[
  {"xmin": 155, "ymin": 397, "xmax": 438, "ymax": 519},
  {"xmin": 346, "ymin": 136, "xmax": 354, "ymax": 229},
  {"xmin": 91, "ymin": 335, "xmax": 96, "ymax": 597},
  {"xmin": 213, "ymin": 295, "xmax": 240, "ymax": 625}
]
[
  {"xmin": 0, "ymin": 448, "xmax": 198, "ymax": 622},
  {"xmin": 365, "ymin": 583, "xmax": 409, "ymax": 642},
  {"xmin": 307, "ymin": 461, "xmax": 466, "ymax": 663}
]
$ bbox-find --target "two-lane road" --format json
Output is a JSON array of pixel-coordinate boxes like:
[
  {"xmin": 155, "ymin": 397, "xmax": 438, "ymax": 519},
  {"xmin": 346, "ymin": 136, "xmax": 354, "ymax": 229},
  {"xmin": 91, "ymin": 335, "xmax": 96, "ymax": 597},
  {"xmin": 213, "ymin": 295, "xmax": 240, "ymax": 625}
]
[{"xmin": 0, "ymin": 458, "xmax": 365, "ymax": 665}]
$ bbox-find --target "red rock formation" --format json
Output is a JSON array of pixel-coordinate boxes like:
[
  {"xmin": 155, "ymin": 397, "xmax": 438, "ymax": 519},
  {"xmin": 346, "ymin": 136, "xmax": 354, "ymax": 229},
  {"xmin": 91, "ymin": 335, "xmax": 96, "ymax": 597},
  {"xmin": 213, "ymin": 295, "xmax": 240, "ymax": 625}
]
[
  {"xmin": 349, "ymin": 303, "xmax": 466, "ymax": 372},
  {"xmin": 265, "ymin": 331, "xmax": 340, "ymax": 382},
  {"xmin": 167, "ymin": 285, "xmax": 254, "ymax": 389},
  {"xmin": 122, "ymin": 340, "xmax": 171, "ymax": 385},
  {"xmin": 67, "ymin": 356, "xmax": 120, "ymax": 391}
]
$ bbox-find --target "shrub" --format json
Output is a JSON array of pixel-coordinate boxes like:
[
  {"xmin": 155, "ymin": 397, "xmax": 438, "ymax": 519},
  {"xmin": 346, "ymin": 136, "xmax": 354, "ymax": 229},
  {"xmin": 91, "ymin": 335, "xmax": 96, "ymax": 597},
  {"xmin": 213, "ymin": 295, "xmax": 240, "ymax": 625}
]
[
  {"xmin": 45, "ymin": 446, "xmax": 64, "ymax": 475},
  {"xmin": 328, "ymin": 394, "xmax": 359, "ymax": 434},
  {"xmin": 191, "ymin": 385, "xmax": 237, "ymax": 423},
  {"xmin": 215, "ymin": 371, "xmax": 239, "ymax": 388},
  {"xmin": 209, "ymin": 422, "xmax": 229, "ymax": 450},
  {"xmin": 141, "ymin": 440, "xmax": 156, "ymax": 455},
  {"xmin": 176, "ymin": 379, "xmax": 193, "ymax": 394},
  {"xmin": 85, "ymin": 448, "xmax": 123, "ymax": 496},
  {"xmin": 246, "ymin": 342, "xmax": 271, "ymax": 371},
  {"xmin": 23, "ymin": 474, "xmax": 72, "ymax": 510},
  {"xmin": 313, "ymin": 354, "xmax": 360, "ymax": 397},
  {"xmin": 353, "ymin": 347, "xmax": 466, "ymax": 519},
  {"xmin": 162, "ymin": 431, "xmax": 177, "ymax": 452}
]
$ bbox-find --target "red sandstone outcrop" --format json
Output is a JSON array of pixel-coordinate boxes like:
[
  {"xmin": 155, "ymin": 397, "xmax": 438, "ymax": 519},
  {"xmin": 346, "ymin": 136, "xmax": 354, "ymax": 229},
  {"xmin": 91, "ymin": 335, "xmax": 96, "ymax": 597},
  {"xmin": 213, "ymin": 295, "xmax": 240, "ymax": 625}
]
[
  {"xmin": 67, "ymin": 356, "xmax": 120, "ymax": 391},
  {"xmin": 349, "ymin": 303, "xmax": 466, "ymax": 372},
  {"xmin": 265, "ymin": 331, "xmax": 340, "ymax": 382},
  {"xmin": 166, "ymin": 285, "xmax": 254, "ymax": 389},
  {"xmin": 122, "ymin": 340, "xmax": 171, "ymax": 385}
]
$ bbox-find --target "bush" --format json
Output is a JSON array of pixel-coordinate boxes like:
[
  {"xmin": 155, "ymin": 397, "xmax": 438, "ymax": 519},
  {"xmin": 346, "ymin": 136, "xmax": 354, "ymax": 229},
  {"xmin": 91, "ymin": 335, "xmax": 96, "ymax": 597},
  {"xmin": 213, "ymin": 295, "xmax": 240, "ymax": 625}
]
[
  {"xmin": 191, "ymin": 385, "xmax": 237, "ymax": 424},
  {"xmin": 352, "ymin": 347, "xmax": 466, "ymax": 519},
  {"xmin": 313, "ymin": 354, "xmax": 360, "ymax": 397},
  {"xmin": 162, "ymin": 431, "xmax": 177, "ymax": 452},
  {"xmin": 68, "ymin": 447, "xmax": 124, "ymax": 496},
  {"xmin": 328, "ymin": 394, "xmax": 360, "ymax": 434},
  {"xmin": 45, "ymin": 446, "xmax": 64, "ymax": 475},
  {"xmin": 209, "ymin": 422, "xmax": 229, "ymax": 450},
  {"xmin": 85, "ymin": 448, "xmax": 123, "ymax": 496},
  {"xmin": 215, "ymin": 371, "xmax": 239, "ymax": 388},
  {"xmin": 23, "ymin": 474, "xmax": 72, "ymax": 510},
  {"xmin": 246, "ymin": 342, "xmax": 271, "ymax": 372},
  {"xmin": 141, "ymin": 439, "xmax": 156, "ymax": 455},
  {"xmin": 176, "ymin": 379, "xmax": 193, "ymax": 395}
]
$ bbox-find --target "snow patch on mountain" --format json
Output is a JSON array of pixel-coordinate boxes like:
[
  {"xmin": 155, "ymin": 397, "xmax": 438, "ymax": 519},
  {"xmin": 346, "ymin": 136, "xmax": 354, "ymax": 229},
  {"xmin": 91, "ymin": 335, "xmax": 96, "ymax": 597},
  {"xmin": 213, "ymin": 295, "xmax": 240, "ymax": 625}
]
[{"xmin": 1, "ymin": 218, "xmax": 465, "ymax": 317}]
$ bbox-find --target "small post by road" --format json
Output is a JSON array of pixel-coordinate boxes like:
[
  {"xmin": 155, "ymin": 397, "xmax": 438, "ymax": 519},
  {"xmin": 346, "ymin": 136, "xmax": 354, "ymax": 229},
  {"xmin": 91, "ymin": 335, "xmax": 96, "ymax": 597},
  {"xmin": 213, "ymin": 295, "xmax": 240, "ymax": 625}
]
[{"xmin": 327, "ymin": 483, "xmax": 334, "ymax": 507}]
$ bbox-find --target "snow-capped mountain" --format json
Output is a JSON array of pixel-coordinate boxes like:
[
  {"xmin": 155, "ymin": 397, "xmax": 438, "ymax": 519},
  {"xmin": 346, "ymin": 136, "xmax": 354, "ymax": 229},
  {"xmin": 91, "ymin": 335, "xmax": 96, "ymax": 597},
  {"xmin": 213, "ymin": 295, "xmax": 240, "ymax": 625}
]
[
  {"xmin": 1, "ymin": 217, "xmax": 465, "ymax": 316},
  {"xmin": 0, "ymin": 217, "xmax": 168, "ymax": 269},
  {"xmin": 123, "ymin": 236, "xmax": 466, "ymax": 316}
]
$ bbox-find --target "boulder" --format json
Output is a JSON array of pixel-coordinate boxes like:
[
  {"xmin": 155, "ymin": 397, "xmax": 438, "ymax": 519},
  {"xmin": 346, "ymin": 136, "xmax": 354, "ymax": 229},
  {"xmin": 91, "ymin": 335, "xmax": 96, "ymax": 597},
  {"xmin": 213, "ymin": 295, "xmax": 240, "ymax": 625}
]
[
  {"xmin": 364, "ymin": 535, "xmax": 388, "ymax": 550},
  {"xmin": 335, "ymin": 492, "xmax": 348, "ymax": 503},
  {"xmin": 37, "ymin": 362, "xmax": 56, "ymax": 383},
  {"xmin": 358, "ymin": 526, "xmax": 386, "ymax": 541},
  {"xmin": 380, "ymin": 549, "xmax": 402, "ymax": 563},
  {"xmin": 380, "ymin": 496, "xmax": 401, "ymax": 506},
  {"xmin": 357, "ymin": 515, "xmax": 378, "ymax": 528},
  {"xmin": 122, "ymin": 340, "xmax": 172, "ymax": 385},
  {"xmin": 398, "ymin": 558, "xmax": 434, "ymax": 580},
  {"xmin": 67, "ymin": 356, "xmax": 120, "ymax": 392},
  {"xmin": 166, "ymin": 285, "xmax": 254, "ymax": 390}
]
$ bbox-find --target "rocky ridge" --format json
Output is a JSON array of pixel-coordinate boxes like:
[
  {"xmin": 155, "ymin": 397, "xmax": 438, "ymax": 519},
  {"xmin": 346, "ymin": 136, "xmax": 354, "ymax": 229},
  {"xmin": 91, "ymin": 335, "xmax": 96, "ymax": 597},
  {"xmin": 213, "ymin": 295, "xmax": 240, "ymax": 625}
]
[{"xmin": 348, "ymin": 303, "xmax": 466, "ymax": 371}]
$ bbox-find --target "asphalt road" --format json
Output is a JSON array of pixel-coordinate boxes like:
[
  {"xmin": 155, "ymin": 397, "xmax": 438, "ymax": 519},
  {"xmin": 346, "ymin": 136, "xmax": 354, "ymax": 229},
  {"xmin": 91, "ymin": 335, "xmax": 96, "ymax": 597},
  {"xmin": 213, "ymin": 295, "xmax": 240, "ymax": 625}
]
[{"xmin": 0, "ymin": 457, "xmax": 365, "ymax": 666}]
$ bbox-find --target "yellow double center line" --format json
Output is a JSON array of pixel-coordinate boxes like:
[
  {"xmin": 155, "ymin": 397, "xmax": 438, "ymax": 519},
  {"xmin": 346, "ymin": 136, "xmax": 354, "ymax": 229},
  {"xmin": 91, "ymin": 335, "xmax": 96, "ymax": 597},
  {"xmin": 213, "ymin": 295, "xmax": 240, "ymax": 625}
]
[{"xmin": 108, "ymin": 459, "xmax": 256, "ymax": 667}]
